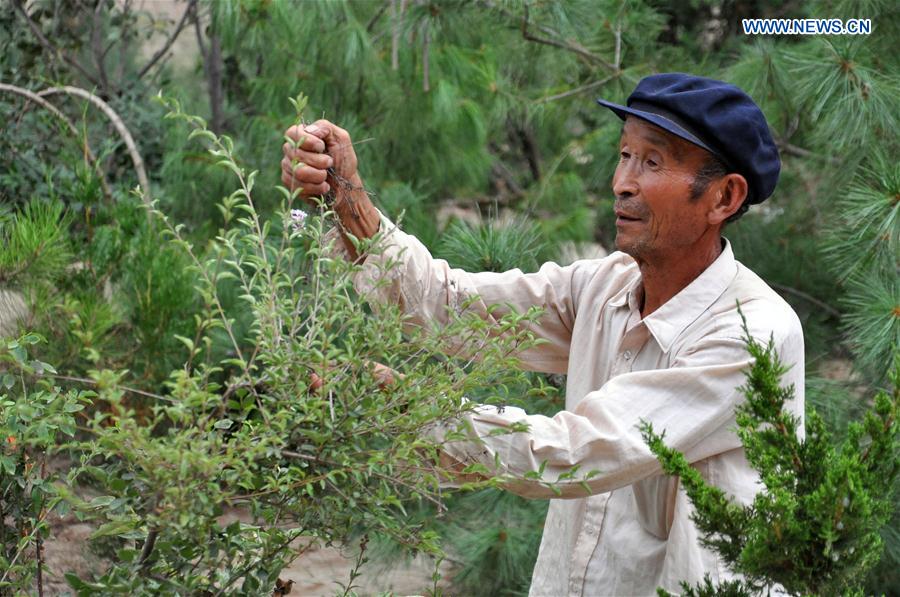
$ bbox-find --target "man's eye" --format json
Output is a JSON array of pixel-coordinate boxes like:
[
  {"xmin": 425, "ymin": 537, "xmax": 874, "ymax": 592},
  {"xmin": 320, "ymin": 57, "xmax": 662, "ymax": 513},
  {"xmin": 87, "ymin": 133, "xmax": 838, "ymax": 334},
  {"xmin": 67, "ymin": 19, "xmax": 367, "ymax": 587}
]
[
  {"xmin": 620, "ymin": 151, "xmax": 630, "ymax": 160},
  {"xmin": 646, "ymin": 159, "xmax": 659, "ymax": 168}
]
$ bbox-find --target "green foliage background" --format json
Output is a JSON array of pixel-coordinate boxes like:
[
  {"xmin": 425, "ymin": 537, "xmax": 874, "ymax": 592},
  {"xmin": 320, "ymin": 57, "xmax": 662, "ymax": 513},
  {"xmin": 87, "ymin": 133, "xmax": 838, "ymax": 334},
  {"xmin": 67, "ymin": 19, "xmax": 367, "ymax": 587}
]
[{"xmin": 1, "ymin": 0, "xmax": 898, "ymax": 594}]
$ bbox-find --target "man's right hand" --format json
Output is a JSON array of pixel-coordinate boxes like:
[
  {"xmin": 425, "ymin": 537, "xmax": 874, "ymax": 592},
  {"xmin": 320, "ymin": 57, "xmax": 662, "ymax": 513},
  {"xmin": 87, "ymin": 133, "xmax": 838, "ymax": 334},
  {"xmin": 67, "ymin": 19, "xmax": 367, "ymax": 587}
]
[
  {"xmin": 281, "ymin": 119, "xmax": 380, "ymax": 258},
  {"xmin": 281, "ymin": 120, "xmax": 360, "ymax": 203}
]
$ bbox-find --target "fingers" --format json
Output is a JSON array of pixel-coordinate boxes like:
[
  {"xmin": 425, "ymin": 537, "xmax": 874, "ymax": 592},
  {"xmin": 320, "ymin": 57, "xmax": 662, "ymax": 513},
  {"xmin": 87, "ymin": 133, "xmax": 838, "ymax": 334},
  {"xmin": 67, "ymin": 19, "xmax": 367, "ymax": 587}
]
[
  {"xmin": 282, "ymin": 124, "xmax": 336, "ymax": 199},
  {"xmin": 281, "ymin": 158, "xmax": 330, "ymax": 197},
  {"xmin": 281, "ymin": 158, "xmax": 327, "ymax": 184},
  {"xmin": 312, "ymin": 120, "xmax": 354, "ymax": 160},
  {"xmin": 371, "ymin": 361, "xmax": 404, "ymax": 388},
  {"xmin": 284, "ymin": 124, "xmax": 328, "ymax": 153},
  {"xmin": 306, "ymin": 362, "xmax": 402, "ymax": 396},
  {"xmin": 281, "ymin": 143, "xmax": 333, "ymax": 170},
  {"xmin": 281, "ymin": 120, "xmax": 361, "ymax": 197}
]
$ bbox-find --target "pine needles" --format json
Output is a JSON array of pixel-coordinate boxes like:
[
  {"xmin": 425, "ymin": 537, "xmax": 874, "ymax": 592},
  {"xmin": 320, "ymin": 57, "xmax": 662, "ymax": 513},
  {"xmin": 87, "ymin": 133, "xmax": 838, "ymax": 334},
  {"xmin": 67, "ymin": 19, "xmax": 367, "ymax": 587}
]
[
  {"xmin": 0, "ymin": 200, "xmax": 72, "ymax": 285},
  {"xmin": 642, "ymin": 313, "xmax": 900, "ymax": 596}
]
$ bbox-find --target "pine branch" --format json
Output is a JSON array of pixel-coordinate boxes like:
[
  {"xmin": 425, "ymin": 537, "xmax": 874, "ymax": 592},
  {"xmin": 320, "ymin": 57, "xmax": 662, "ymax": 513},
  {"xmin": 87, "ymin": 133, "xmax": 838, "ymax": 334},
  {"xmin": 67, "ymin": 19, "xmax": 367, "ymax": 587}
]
[
  {"xmin": 538, "ymin": 74, "xmax": 617, "ymax": 103},
  {"xmin": 478, "ymin": 0, "xmax": 617, "ymax": 72},
  {"xmin": 643, "ymin": 310, "xmax": 900, "ymax": 595}
]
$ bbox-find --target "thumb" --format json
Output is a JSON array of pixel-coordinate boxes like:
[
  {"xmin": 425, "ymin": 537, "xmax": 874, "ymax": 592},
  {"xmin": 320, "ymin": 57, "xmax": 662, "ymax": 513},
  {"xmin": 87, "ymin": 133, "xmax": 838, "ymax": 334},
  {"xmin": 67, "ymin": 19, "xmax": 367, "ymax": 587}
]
[{"xmin": 307, "ymin": 120, "xmax": 344, "ymax": 145}]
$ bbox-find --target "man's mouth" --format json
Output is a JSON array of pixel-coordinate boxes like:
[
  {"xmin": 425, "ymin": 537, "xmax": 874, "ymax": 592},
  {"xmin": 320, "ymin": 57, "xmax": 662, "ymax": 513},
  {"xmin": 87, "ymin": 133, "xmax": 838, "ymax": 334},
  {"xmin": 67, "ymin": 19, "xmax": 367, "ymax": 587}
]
[{"xmin": 614, "ymin": 210, "xmax": 642, "ymax": 224}]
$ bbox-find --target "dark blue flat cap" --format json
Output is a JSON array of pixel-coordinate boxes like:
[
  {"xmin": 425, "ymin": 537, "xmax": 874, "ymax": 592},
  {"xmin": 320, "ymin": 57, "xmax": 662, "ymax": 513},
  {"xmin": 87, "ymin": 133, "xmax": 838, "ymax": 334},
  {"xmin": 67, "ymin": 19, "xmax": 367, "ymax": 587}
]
[{"xmin": 597, "ymin": 73, "xmax": 780, "ymax": 204}]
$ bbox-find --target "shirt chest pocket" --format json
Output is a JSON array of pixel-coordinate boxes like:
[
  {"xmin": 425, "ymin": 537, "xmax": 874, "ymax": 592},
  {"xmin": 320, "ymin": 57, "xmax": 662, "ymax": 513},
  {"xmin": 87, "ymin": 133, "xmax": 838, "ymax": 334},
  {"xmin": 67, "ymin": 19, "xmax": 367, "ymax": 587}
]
[{"xmin": 632, "ymin": 459, "xmax": 711, "ymax": 539}]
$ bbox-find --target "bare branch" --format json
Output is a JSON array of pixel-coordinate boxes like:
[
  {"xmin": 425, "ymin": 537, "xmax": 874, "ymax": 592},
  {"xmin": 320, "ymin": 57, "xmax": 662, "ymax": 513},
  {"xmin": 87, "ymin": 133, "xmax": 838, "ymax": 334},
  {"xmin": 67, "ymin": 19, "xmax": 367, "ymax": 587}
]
[
  {"xmin": 366, "ymin": 0, "xmax": 390, "ymax": 33},
  {"xmin": 769, "ymin": 282, "xmax": 841, "ymax": 318},
  {"xmin": 614, "ymin": 23, "xmax": 622, "ymax": 70},
  {"xmin": 391, "ymin": 0, "xmax": 408, "ymax": 70},
  {"xmin": 777, "ymin": 140, "xmax": 841, "ymax": 165},
  {"xmin": 422, "ymin": 22, "xmax": 430, "ymax": 92},
  {"xmin": 11, "ymin": 0, "xmax": 102, "ymax": 88},
  {"xmin": 136, "ymin": 0, "xmax": 198, "ymax": 80},
  {"xmin": 39, "ymin": 372, "xmax": 173, "ymax": 402},
  {"xmin": 91, "ymin": 0, "xmax": 112, "ymax": 95},
  {"xmin": 0, "ymin": 83, "xmax": 113, "ymax": 203},
  {"xmin": 489, "ymin": 155, "xmax": 524, "ymax": 200},
  {"xmin": 193, "ymin": 3, "xmax": 209, "ymax": 59},
  {"xmin": 480, "ymin": 1, "xmax": 617, "ymax": 72},
  {"xmin": 538, "ymin": 74, "xmax": 616, "ymax": 103},
  {"xmin": 138, "ymin": 528, "xmax": 159, "ymax": 571},
  {"xmin": 37, "ymin": 86, "xmax": 152, "ymax": 208},
  {"xmin": 193, "ymin": 6, "xmax": 224, "ymax": 133}
]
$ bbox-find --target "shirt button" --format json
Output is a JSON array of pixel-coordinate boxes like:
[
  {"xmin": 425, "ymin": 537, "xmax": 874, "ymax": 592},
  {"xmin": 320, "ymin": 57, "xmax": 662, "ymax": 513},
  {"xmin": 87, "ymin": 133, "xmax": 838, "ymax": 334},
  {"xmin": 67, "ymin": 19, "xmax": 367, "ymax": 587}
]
[{"xmin": 623, "ymin": 350, "xmax": 633, "ymax": 360}]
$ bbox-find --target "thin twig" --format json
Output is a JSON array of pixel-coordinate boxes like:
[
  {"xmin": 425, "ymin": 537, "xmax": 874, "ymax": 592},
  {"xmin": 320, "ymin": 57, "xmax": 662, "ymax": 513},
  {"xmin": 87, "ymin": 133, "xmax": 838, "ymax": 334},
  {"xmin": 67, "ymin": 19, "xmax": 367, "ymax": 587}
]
[
  {"xmin": 391, "ymin": 0, "xmax": 407, "ymax": 70},
  {"xmin": 480, "ymin": 1, "xmax": 616, "ymax": 71},
  {"xmin": 213, "ymin": 531, "xmax": 302, "ymax": 597},
  {"xmin": 91, "ymin": 0, "xmax": 112, "ymax": 95},
  {"xmin": 37, "ymin": 85, "xmax": 152, "ymax": 208},
  {"xmin": 136, "ymin": 0, "xmax": 198, "ymax": 80},
  {"xmin": 0, "ymin": 83, "xmax": 113, "ymax": 203},
  {"xmin": 422, "ymin": 21, "xmax": 430, "ymax": 92},
  {"xmin": 777, "ymin": 140, "xmax": 841, "ymax": 165},
  {"xmin": 138, "ymin": 528, "xmax": 159, "ymax": 572},
  {"xmin": 769, "ymin": 282, "xmax": 841, "ymax": 318},
  {"xmin": 366, "ymin": 0, "xmax": 390, "ymax": 32},
  {"xmin": 43, "ymin": 372, "xmax": 174, "ymax": 403},
  {"xmin": 339, "ymin": 534, "xmax": 369, "ymax": 597},
  {"xmin": 537, "ymin": 74, "xmax": 616, "ymax": 103},
  {"xmin": 281, "ymin": 450, "xmax": 445, "ymax": 510},
  {"xmin": 11, "ymin": 0, "xmax": 102, "ymax": 88},
  {"xmin": 613, "ymin": 23, "xmax": 622, "ymax": 70},
  {"xmin": 36, "ymin": 491, "xmax": 44, "ymax": 597},
  {"xmin": 0, "ymin": 505, "xmax": 52, "ymax": 585}
]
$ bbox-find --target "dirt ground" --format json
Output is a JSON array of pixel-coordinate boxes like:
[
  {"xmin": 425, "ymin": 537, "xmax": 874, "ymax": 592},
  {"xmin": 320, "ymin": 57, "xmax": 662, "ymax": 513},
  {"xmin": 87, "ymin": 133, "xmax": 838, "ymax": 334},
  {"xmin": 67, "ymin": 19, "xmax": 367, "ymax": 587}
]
[{"xmin": 39, "ymin": 507, "xmax": 450, "ymax": 596}]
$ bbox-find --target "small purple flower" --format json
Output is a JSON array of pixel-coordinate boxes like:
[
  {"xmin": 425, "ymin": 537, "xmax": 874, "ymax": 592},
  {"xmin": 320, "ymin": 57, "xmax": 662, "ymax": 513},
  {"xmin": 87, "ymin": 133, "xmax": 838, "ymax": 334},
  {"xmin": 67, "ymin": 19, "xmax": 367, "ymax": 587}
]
[{"xmin": 290, "ymin": 209, "xmax": 307, "ymax": 233}]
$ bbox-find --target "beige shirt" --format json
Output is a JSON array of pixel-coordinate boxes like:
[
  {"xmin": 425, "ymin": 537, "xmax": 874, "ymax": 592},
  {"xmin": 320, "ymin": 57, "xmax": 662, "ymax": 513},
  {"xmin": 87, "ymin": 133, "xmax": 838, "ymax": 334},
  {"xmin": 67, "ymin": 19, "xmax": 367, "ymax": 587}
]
[{"xmin": 353, "ymin": 216, "xmax": 805, "ymax": 596}]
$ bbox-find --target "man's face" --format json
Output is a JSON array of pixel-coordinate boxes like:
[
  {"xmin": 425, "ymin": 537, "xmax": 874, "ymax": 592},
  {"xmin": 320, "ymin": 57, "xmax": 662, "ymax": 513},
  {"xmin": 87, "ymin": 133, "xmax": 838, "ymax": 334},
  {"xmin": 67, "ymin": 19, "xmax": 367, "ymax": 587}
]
[{"xmin": 612, "ymin": 117, "xmax": 719, "ymax": 262}]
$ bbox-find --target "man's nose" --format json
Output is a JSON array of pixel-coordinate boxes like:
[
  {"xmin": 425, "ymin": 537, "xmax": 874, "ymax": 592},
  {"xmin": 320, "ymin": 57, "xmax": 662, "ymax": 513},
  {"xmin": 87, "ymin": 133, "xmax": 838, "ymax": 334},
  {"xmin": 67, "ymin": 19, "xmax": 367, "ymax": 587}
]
[{"xmin": 612, "ymin": 162, "xmax": 638, "ymax": 198}]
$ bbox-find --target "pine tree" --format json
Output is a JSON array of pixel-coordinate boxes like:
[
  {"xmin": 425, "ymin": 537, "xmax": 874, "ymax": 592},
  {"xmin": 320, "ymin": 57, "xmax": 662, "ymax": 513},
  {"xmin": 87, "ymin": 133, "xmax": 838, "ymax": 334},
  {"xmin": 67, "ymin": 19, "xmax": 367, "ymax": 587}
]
[{"xmin": 642, "ymin": 318, "xmax": 899, "ymax": 596}]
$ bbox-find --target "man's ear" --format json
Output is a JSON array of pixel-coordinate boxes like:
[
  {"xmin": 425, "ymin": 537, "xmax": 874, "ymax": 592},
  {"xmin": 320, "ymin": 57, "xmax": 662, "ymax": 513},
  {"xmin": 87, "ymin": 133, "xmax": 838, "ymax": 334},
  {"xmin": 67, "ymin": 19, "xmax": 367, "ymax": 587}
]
[{"xmin": 709, "ymin": 173, "xmax": 748, "ymax": 225}]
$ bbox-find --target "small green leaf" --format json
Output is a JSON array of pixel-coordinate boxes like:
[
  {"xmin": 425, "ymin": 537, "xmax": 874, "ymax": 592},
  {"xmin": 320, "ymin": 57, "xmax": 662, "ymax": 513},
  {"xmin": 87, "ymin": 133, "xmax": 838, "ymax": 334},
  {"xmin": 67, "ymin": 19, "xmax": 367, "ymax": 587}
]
[
  {"xmin": 22, "ymin": 333, "xmax": 42, "ymax": 345},
  {"xmin": 8, "ymin": 342, "xmax": 26, "ymax": 364},
  {"xmin": 87, "ymin": 495, "xmax": 115, "ymax": 508},
  {"xmin": 0, "ymin": 455, "xmax": 17, "ymax": 475},
  {"xmin": 90, "ymin": 520, "xmax": 136, "ymax": 539},
  {"xmin": 174, "ymin": 334, "xmax": 195, "ymax": 352},
  {"xmin": 214, "ymin": 419, "xmax": 233, "ymax": 430}
]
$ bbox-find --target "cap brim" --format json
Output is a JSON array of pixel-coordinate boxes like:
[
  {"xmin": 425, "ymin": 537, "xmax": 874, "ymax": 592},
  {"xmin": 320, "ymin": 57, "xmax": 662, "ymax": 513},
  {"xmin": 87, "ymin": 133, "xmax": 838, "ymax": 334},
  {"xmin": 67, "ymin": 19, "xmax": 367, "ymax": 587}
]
[{"xmin": 596, "ymin": 99, "xmax": 717, "ymax": 156}]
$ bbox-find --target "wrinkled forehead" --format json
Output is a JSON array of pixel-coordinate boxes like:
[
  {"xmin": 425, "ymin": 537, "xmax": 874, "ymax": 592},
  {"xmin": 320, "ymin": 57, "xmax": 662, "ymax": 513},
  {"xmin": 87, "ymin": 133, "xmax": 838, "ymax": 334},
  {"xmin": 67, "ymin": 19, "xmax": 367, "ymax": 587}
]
[{"xmin": 620, "ymin": 116, "xmax": 710, "ymax": 164}]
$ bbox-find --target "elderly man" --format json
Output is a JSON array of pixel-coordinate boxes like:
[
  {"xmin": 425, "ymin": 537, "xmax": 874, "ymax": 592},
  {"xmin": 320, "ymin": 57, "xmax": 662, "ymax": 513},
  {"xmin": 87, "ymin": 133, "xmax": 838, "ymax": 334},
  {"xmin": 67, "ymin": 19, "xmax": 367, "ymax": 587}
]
[{"xmin": 281, "ymin": 73, "xmax": 804, "ymax": 596}]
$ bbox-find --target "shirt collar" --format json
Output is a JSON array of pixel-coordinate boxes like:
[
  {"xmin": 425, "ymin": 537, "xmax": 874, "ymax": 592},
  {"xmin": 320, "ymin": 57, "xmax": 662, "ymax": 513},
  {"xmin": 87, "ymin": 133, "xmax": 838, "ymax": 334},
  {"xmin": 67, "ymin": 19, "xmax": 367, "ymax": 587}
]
[{"xmin": 611, "ymin": 239, "xmax": 738, "ymax": 353}]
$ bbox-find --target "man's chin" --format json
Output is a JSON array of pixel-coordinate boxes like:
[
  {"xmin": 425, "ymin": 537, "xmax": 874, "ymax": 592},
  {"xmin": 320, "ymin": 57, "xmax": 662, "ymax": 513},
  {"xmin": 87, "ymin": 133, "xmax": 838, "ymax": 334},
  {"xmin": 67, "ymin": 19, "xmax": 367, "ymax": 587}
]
[
  {"xmin": 614, "ymin": 236, "xmax": 646, "ymax": 260},
  {"xmin": 614, "ymin": 235, "xmax": 634, "ymax": 255}
]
